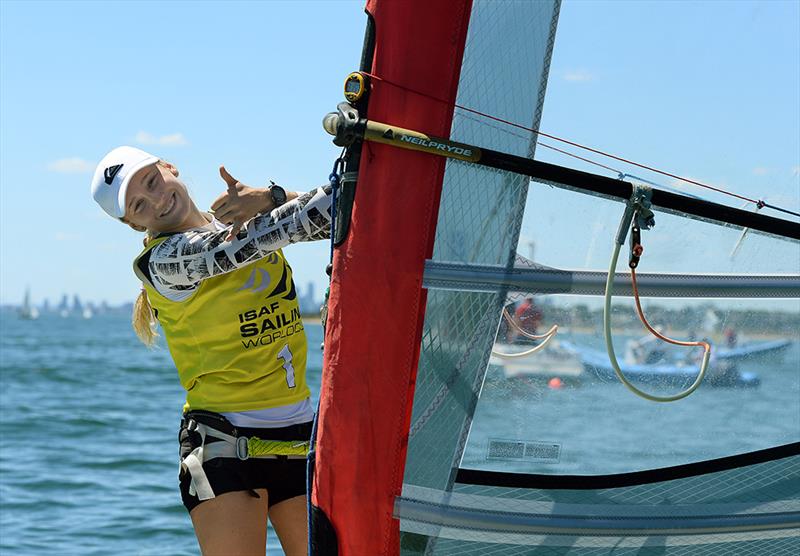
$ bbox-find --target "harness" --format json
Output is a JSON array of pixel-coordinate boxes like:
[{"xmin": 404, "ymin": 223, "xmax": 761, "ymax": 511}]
[{"xmin": 180, "ymin": 413, "xmax": 310, "ymax": 501}]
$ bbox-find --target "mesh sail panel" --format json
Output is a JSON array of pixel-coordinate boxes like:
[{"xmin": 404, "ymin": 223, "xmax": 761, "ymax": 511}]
[
  {"xmin": 400, "ymin": 0, "xmax": 561, "ymax": 551},
  {"xmin": 425, "ymin": 537, "xmax": 800, "ymax": 556},
  {"xmin": 396, "ymin": 450, "xmax": 800, "ymax": 554}
]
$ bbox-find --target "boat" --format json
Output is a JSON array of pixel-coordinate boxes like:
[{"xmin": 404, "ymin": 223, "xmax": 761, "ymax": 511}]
[
  {"xmin": 579, "ymin": 346, "xmax": 760, "ymax": 388},
  {"xmin": 623, "ymin": 323, "xmax": 791, "ymax": 367},
  {"xmin": 717, "ymin": 339, "xmax": 792, "ymax": 363},
  {"xmin": 489, "ymin": 293, "xmax": 583, "ymax": 381},
  {"xmin": 309, "ymin": 1, "xmax": 800, "ymax": 554},
  {"xmin": 17, "ymin": 287, "xmax": 39, "ymax": 320},
  {"xmin": 490, "ymin": 336, "xmax": 785, "ymax": 388},
  {"xmin": 489, "ymin": 339, "xmax": 583, "ymax": 381}
]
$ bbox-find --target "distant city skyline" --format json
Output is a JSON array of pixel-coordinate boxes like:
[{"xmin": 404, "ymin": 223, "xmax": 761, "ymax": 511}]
[
  {"xmin": 3, "ymin": 281, "xmax": 325, "ymax": 316},
  {"xmin": 1, "ymin": 2, "xmax": 797, "ymax": 305}
]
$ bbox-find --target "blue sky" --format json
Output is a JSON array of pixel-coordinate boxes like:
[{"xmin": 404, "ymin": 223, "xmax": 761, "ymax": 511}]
[{"xmin": 1, "ymin": 0, "xmax": 798, "ymax": 307}]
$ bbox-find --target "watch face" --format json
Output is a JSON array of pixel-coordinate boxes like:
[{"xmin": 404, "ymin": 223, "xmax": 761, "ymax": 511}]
[{"xmin": 270, "ymin": 185, "xmax": 287, "ymax": 206}]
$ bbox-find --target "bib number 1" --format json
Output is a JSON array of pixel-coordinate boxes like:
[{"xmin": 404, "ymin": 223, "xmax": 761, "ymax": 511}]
[{"xmin": 278, "ymin": 344, "xmax": 296, "ymax": 388}]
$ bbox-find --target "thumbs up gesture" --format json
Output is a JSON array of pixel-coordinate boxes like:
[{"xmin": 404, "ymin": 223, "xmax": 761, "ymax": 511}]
[{"xmin": 211, "ymin": 166, "xmax": 272, "ymax": 241}]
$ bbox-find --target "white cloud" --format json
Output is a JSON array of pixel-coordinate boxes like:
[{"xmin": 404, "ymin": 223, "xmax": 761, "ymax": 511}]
[
  {"xmin": 158, "ymin": 133, "xmax": 188, "ymax": 146},
  {"xmin": 752, "ymin": 167, "xmax": 769, "ymax": 176},
  {"xmin": 47, "ymin": 157, "xmax": 94, "ymax": 174},
  {"xmin": 135, "ymin": 131, "xmax": 188, "ymax": 147},
  {"xmin": 563, "ymin": 69, "xmax": 593, "ymax": 82},
  {"xmin": 792, "ymin": 166, "xmax": 799, "ymax": 176}
]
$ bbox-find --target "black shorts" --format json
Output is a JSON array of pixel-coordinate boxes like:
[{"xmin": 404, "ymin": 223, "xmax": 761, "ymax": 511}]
[{"xmin": 178, "ymin": 410, "xmax": 313, "ymax": 513}]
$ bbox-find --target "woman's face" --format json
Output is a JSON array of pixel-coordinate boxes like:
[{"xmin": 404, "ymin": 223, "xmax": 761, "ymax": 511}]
[{"xmin": 124, "ymin": 162, "xmax": 196, "ymax": 233}]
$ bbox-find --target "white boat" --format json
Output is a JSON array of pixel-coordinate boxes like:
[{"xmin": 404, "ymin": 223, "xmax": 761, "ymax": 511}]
[
  {"xmin": 18, "ymin": 288, "xmax": 39, "ymax": 320},
  {"xmin": 489, "ymin": 339, "xmax": 583, "ymax": 380}
]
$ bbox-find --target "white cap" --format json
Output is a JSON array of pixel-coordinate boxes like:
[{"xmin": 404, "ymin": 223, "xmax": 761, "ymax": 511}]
[{"xmin": 91, "ymin": 146, "xmax": 159, "ymax": 219}]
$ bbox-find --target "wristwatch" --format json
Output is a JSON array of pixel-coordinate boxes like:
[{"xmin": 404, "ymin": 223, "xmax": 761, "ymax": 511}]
[{"xmin": 268, "ymin": 181, "xmax": 287, "ymax": 208}]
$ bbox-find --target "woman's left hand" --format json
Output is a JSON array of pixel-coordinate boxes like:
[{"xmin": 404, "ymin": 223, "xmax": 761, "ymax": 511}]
[{"xmin": 211, "ymin": 166, "xmax": 272, "ymax": 241}]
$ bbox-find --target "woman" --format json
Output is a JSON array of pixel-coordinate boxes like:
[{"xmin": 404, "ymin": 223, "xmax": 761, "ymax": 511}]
[{"xmin": 90, "ymin": 146, "xmax": 331, "ymax": 555}]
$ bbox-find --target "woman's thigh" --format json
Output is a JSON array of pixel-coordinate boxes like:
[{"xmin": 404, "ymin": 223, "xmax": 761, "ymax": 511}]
[
  {"xmin": 190, "ymin": 488, "xmax": 269, "ymax": 556},
  {"xmin": 268, "ymin": 495, "xmax": 308, "ymax": 556}
]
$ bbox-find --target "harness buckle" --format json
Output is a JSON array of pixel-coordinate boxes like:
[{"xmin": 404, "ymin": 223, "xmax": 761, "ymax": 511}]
[{"xmin": 236, "ymin": 436, "xmax": 249, "ymax": 460}]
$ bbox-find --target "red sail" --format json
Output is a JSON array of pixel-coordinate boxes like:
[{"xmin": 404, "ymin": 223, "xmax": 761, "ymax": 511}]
[{"xmin": 311, "ymin": 0, "xmax": 472, "ymax": 553}]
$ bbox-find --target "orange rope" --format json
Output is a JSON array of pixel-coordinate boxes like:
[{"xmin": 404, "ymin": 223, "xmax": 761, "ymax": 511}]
[{"xmin": 630, "ymin": 267, "xmax": 710, "ymax": 356}]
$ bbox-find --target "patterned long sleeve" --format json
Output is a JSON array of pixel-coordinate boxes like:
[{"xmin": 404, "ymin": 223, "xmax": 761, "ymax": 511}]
[{"xmin": 147, "ymin": 184, "xmax": 331, "ymax": 294}]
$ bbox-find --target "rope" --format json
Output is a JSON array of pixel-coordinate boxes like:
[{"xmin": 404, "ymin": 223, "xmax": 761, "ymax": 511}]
[
  {"xmin": 328, "ymin": 151, "xmax": 345, "ymax": 262},
  {"xmin": 602, "ymin": 197, "xmax": 711, "ymax": 402},
  {"xmin": 538, "ymin": 142, "xmax": 622, "ymax": 175},
  {"xmin": 492, "ymin": 338, "xmax": 555, "ymax": 359},
  {"xmin": 630, "ymin": 268, "xmax": 711, "ymax": 360},
  {"xmin": 361, "ymin": 71, "xmax": 798, "ymax": 216},
  {"xmin": 492, "ymin": 308, "xmax": 558, "ymax": 359},
  {"xmin": 309, "ymin": 149, "xmax": 346, "ymax": 551},
  {"xmin": 759, "ymin": 201, "xmax": 800, "ymax": 219}
]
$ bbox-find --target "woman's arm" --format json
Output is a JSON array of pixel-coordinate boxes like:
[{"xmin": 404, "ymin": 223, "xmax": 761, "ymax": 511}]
[
  {"xmin": 210, "ymin": 167, "xmax": 304, "ymax": 240},
  {"xmin": 146, "ymin": 183, "xmax": 331, "ymax": 292}
]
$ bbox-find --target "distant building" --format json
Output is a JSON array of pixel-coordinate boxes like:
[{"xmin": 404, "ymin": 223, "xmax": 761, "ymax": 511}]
[
  {"xmin": 298, "ymin": 281, "xmax": 321, "ymax": 315},
  {"xmin": 58, "ymin": 294, "xmax": 70, "ymax": 317}
]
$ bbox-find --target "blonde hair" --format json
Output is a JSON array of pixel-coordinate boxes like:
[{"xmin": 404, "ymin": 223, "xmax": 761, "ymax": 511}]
[{"xmin": 132, "ymin": 231, "xmax": 159, "ymax": 346}]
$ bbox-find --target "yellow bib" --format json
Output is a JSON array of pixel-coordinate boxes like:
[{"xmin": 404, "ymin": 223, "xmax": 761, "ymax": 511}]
[{"xmin": 134, "ymin": 238, "xmax": 309, "ymax": 413}]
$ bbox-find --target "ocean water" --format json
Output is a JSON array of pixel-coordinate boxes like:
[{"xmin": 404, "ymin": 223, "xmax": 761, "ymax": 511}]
[
  {"xmin": 0, "ymin": 313, "xmax": 324, "ymax": 556},
  {"xmin": 1, "ymin": 312, "xmax": 798, "ymax": 555},
  {"xmin": 466, "ymin": 334, "xmax": 800, "ymax": 476}
]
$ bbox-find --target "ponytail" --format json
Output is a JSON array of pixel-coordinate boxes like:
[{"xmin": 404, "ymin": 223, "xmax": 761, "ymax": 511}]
[{"xmin": 132, "ymin": 231, "xmax": 159, "ymax": 346}]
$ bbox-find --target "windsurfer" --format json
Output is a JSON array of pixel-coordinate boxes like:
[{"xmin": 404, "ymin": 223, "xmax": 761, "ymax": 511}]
[
  {"xmin": 625, "ymin": 325, "xmax": 668, "ymax": 365},
  {"xmin": 91, "ymin": 146, "xmax": 331, "ymax": 556},
  {"xmin": 510, "ymin": 296, "xmax": 543, "ymax": 343},
  {"xmin": 724, "ymin": 327, "xmax": 738, "ymax": 348}
]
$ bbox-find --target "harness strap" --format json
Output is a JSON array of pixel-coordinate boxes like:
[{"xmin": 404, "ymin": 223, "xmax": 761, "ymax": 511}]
[
  {"xmin": 182, "ymin": 423, "xmax": 215, "ymax": 500},
  {"xmin": 180, "ymin": 420, "xmax": 310, "ymax": 501}
]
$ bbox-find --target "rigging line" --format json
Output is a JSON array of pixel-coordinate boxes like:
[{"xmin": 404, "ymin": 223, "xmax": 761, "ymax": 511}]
[
  {"xmin": 601, "ymin": 185, "xmax": 710, "ymax": 402},
  {"xmin": 458, "ymin": 110, "xmax": 624, "ymax": 176},
  {"xmin": 362, "ymin": 71, "xmax": 786, "ymax": 211},
  {"xmin": 758, "ymin": 169, "xmax": 800, "ymax": 218},
  {"xmin": 603, "ymin": 238, "xmax": 710, "ymax": 403},
  {"xmin": 461, "ymin": 110, "xmax": 626, "ymax": 180},
  {"xmin": 451, "ymin": 108, "xmax": 787, "ymax": 216},
  {"xmin": 760, "ymin": 202, "xmax": 800, "ymax": 219},
  {"xmin": 631, "ymin": 267, "xmax": 711, "ymax": 359},
  {"xmin": 537, "ymin": 142, "xmax": 622, "ymax": 175}
]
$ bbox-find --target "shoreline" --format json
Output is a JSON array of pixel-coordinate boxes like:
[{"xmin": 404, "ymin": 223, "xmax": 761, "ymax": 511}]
[
  {"xmin": 301, "ymin": 314, "xmax": 322, "ymax": 325},
  {"xmin": 514, "ymin": 325, "xmax": 795, "ymax": 342}
]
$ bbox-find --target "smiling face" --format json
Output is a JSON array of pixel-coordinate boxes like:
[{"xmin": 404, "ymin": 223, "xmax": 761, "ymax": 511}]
[{"xmin": 123, "ymin": 162, "xmax": 200, "ymax": 233}]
